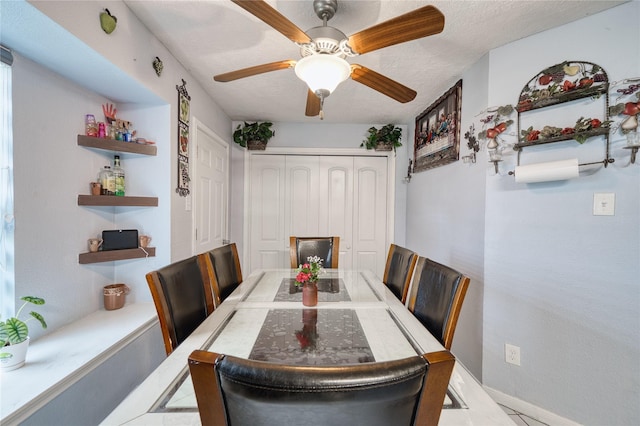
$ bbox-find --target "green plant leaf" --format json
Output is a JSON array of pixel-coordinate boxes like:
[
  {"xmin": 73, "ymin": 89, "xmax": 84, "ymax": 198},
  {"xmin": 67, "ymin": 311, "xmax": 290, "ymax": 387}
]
[
  {"xmin": 30, "ymin": 312, "xmax": 47, "ymax": 329},
  {"xmin": 4, "ymin": 318, "xmax": 28, "ymax": 344},
  {"xmin": 21, "ymin": 296, "xmax": 45, "ymax": 305},
  {"xmin": 0, "ymin": 321, "xmax": 8, "ymax": 347}
]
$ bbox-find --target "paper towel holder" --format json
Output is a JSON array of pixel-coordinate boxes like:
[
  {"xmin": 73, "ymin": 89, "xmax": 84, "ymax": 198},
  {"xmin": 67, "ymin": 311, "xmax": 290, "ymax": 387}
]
[{"xmin": 507, "ymin": 158, "xmax": 615, "ymax": 180}]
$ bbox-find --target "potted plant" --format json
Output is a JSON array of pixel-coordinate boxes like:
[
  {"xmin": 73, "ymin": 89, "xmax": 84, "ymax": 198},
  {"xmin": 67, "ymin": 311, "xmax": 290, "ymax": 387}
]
[
  {"xmin": 0, "ymin": 296, "xmax": 47, "ymax": 371},
  {"xmin": 233, "ymin": 121, "xmax": 274, "ymax": 150},
  {"xmin": 361, "ymin": 124, "xmax": 403, "ymax": 151}
]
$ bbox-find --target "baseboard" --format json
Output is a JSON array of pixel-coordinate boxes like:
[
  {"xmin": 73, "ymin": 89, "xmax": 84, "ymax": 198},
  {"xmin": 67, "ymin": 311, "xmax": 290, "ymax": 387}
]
[{"xmin": 483, "ymin": 386, "xmax": 583, "ymax": 426}]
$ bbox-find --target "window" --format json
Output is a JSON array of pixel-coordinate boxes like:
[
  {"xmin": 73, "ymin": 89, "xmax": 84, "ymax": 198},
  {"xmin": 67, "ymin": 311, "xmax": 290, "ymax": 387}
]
[{"xmin": 1, "ymin": 45, "xmax": 14, "ymax": 318}]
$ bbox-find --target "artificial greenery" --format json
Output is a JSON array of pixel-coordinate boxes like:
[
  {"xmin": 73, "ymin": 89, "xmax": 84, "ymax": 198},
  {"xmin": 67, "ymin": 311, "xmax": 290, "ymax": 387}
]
[
  {"xmin": 361, "ymin": 124, "xmax": 403, "ymax": 151},
  {"xmin": 0, "ymin": 296, "xmax": 47, "ymax": 347},
  {"xmin": 233, "ymin": 121, "xmax": 275, "ymax": 148}
]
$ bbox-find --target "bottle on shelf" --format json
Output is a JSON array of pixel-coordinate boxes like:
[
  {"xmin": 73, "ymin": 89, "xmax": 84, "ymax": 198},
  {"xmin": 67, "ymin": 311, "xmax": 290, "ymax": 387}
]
[
  {"xmin": 113, "ymin": 155, "xmax": 125, "ymax": 196},
  {"xmin": 85, "ymin": 114, "xmax": 98, "ymax": 137},
  {"xmin": 99, "ymin": 165, "xmax": 115, "ymax": 195}
]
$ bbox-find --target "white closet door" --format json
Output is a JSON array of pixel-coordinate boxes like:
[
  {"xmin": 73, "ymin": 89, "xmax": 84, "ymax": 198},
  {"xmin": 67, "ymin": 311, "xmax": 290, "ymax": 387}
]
[
  {"xmin": 285, "ymin": 156, "xmax": 320, "ymax": 239},
  {"xmin": 249, "ymin": 155, "xmax": 286, "ymax": 271},
  {"xmin": 319, "ymin": 157, "xmax": 353, "ymax": 269},
  {"xmin": 248, "ymin": 154, "xmax": 389, "ymax": 276},
  {"xmin": 352, "ymin": 156, "xmax": 388, "ymax": 278}
]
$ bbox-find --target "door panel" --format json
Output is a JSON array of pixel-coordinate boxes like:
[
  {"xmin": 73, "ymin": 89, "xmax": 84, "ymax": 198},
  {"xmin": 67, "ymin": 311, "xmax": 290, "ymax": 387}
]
[
  {"xmin": 194, "ymin": 122, "xmax": 228, "ymax": 254},
  {"xmin": 320, "ymin": 157, "xmax": 353, "ymax": 269},
  {"xmin": 250, "ymin": 155, "xmax": 286, "ymax": 270},
  {"xmin": 248, "ymin": 154, "xmax": 389, "ymax": 276},
  {"xmin": 285, "ymin": 156, "xmax": 320, "ymax": 239},
  {"xmin": 353, "ymin": 156, "xmax": 387, "ymax": 278}
]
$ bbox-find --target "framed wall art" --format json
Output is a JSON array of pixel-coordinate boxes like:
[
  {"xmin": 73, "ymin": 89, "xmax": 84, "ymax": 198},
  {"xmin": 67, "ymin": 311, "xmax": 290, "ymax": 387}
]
[
  {"xmin": 176, "ymin": 79, "xmax": 191, "ymax": 196},
  {"xmin": 413, "ymin": 79, "xmax": 462, "ymax": 172}
]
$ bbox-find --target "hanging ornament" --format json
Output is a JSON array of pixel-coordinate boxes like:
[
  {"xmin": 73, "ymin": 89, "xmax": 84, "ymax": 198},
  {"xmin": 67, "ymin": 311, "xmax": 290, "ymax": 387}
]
[
  {"xmin": 100, "ymin": 9, "xmax": 117, "ymax": 34},
  {"xmin": 153, "ymin": 57, "xmax": 164, "ymax": 77}
]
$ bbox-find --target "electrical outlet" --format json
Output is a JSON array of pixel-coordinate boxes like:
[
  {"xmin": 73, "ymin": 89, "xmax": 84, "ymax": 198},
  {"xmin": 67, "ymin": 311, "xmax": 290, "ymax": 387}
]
[{"xmin": 505, "ymin": 343, "xmax": 521, "ymax": 366}]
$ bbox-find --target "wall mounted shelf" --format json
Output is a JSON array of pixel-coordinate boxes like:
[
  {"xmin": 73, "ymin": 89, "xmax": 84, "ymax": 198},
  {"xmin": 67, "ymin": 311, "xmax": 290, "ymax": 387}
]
[
  {"xmin": 77, "ymin": 135, "xmax": 157, "ymax": 156},
  {"xmin": 78, "ymin": 195, "xmax": 158, "ymax": 207},
  {"xmin": 79, "ymin": 247, "xmax": 156, "ymax": 264},
  {"xmin": 514, "ymin": 127, "xmax": 609, "ymax": 150}
]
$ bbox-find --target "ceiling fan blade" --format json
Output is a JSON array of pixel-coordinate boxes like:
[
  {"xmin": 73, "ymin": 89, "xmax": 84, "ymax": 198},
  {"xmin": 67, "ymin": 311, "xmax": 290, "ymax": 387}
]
[
  {"xmin": 214, "ymin": 60, "xmax": 296, "ymax": 82},
  {"xmin": 347, "ymin": 5, "xmax": 444, "ymax": 55},
  {"xmin": 232, "ymin": 0, "xmax": 311, "ymax": 44},
  {"xmin": 305, "ymin": 90, "xmax": 321, "ymax": 117},
  {"xmin": 350, "ymin": 64, "xmax": 417, "ymax": 103}
]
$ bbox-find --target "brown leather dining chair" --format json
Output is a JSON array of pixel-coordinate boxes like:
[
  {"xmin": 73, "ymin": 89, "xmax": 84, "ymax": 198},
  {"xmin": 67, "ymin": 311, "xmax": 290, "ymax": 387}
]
[
  {"xmin": 146, "ymin": 255, "xmax": 215, "ymax": 355},
  {"xmin": 382, "ymin": 244, "xmax": 418, "ymax": 304},
  {"xmin": 201, "ymin": 243, "xmax": 243, "ymax": 307},
  {"xmin": 188, "ymin": 349, "xmax": 455, "ymax": 426},
  {"xmin": 290, "ymin": 236, "xmax": 340, "ymax": 268},
  {"xmin": 406, "ymin": 257, "xmax": 470, "ymax": 350}
]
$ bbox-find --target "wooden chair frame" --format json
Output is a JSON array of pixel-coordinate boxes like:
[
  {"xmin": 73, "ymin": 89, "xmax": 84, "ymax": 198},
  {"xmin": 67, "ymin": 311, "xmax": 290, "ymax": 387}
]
[
  {"xmin": 289, "ymin": 236, "xmax": 340, "ymax": 269},
  {"xmin": 382, "ymin": 244, "xmax": 418, "ymax": 304},
  {"xmin": 407, "ymin": 257, "xmax": 470, "ymax": 350},
  {"xmin": 188, "ymin": 349, "xmax": 455, "ymax": 426},
  {"xmin": 200, "ymin": 243, "xmax": 243, "ymax": 307},
  {"xmin": 146, "ymin": 254, "xmax": 216, "ymax": 355}
]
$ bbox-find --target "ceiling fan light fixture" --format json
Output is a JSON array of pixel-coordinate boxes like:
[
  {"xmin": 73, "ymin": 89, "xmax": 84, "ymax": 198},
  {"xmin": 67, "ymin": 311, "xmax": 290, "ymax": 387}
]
[{"xmin": 294, "ymin": 54, "xmax": 350, "ymax": 96}]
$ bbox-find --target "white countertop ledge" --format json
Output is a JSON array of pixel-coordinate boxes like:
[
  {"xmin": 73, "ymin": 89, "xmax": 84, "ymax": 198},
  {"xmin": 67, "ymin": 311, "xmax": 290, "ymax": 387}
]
[{"xmin": 0, "ymin": 303, "xmax": 157, "ymax": 424}]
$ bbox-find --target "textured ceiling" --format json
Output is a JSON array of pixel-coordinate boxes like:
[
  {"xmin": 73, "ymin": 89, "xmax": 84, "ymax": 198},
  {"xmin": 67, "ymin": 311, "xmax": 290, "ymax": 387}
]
[{"xmin": 125, "ymin": 0, "xmax": 625, "ymax": 124}]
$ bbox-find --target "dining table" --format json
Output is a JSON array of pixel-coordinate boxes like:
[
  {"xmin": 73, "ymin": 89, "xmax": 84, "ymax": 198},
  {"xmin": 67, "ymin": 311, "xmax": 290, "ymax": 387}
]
[{"xmin": 101, "ymin": 269, "xmax": 514, "ymax": 425}]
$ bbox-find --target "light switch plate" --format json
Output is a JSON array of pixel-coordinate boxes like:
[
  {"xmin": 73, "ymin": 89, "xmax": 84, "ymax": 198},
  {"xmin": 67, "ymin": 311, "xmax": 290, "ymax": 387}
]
[{"xmin": 593, "ymin": 193, "xmax": 615, "ymax": 216}]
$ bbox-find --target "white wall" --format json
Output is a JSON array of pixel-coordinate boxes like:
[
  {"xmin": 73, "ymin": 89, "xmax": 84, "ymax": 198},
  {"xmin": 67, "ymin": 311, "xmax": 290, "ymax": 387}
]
[
  {"xmin": 482, "ymin": 3, "xmax": 639, "ymax": 424},
  {"xmin": 405, "ymin": 57, "xmax": 489, "ymax": 379}
]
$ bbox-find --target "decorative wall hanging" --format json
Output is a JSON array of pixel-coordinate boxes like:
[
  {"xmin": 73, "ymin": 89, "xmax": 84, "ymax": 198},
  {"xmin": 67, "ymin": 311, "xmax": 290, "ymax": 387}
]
[
  {"xmin": 476, "ymin": 104, "xmax": 515, "ymax": 172},
  {"xmin": 514, "ymin": 61, "xmax": 612, "ymax": 172},
  {"xmin": 609, "ymin": 77, "xmax": 640, "ymax": 163},
  {"xmin": 413, "ymin": 80, "xmax": 462, "ymax": 172},
  {"xmin": 99, "ymin": 9, "xmax": 117, "ymax": 34},
  {"xmin": 153, "ymin": 57, "xmax": 163, "ymax": 77},
  {"xmin": 176, "ymin": 79, "xmax": 191, "ymax": 197}
]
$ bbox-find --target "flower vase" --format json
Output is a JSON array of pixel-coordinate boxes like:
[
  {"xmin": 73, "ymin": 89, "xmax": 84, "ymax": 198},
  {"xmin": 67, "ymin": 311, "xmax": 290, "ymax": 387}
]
[{"xmin": 302, "ymin": 282, "xmax": 318, "ymax": 307}]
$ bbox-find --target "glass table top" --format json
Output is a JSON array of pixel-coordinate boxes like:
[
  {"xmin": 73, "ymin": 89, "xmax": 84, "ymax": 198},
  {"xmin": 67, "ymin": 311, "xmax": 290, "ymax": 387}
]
[{"xmin": 151, "ymin": 269, "xmax": 466, "ymax": 412}]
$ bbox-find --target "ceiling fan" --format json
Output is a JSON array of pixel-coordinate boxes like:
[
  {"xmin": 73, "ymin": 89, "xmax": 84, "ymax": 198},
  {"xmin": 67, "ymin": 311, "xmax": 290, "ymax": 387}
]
[{"xmin": 214, "ymin": 0, "xmax": 445, "ymax": 119}]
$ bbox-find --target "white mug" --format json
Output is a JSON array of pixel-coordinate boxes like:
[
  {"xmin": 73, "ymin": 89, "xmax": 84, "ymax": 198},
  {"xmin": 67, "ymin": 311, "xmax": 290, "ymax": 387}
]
[{"xmin": 88, "ymin": 238, "xmax": 103, "ymax": 253}]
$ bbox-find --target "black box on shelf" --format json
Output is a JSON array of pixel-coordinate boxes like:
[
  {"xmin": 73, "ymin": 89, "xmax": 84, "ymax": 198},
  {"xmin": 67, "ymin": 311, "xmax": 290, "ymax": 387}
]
[{"xmin": 102, "ymin": 229, "xmax": 138, "ymax": 251}]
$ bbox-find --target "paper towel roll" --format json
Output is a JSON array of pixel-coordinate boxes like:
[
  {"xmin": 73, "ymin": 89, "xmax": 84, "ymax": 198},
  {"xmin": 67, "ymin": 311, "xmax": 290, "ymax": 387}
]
[{"xmin": 514, "ymin": 158, "xmax": 579, "ymax": 183}]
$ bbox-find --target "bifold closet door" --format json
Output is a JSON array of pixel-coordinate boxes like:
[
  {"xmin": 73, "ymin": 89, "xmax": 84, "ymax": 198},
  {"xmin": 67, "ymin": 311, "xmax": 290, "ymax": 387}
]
[{"xmin": 249, "ymin": 154, "xmax": 388, "ymax": 277}]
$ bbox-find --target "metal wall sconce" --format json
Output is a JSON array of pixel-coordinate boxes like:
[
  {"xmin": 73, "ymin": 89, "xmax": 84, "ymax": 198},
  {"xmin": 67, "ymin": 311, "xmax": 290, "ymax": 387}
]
[
  {"xmin": 487, "ymin": 138, "xmax": 502, "ymax": 173},
  {"xmin": 462, "ymin": 152, "xmax": 476, "ymax": 164},
  {"xmin": 623, "ymin": 131, "xmax": 639, "ymax": 164},
  {"xmin": 404, "ymin": 159, "xmax": 413, "ymax": 183}
]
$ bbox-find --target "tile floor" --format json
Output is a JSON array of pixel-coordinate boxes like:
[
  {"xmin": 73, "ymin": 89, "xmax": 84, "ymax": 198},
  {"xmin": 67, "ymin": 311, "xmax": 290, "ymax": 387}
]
[{"xmin": 499, "ymin": 404, "xmax": 550, "ymax": 426}]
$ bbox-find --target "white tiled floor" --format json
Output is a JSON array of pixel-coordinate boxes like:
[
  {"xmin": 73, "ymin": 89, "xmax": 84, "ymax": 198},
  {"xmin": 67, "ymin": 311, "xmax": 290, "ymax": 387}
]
[{"xmin": 500, "ymin": 404, "xmax": 550, "ymax": 426}]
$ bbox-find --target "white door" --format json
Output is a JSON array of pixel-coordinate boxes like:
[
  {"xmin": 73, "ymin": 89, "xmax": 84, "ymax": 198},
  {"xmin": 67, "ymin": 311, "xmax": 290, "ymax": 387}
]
[
  {"xmin": 249, "ymin": 155, "xmax": 286, "ymax": 270},
  {"xmin": 352, "ymin": 156, "xmax": 388, "ymax": 277},
  {"xmin": 193, "ymin": 119, "xmax": 228, "ymax": 254},
  {"xmin": 319, "ymin": 157, "xmax": 354, "ymax": 269},
  {"xmin": 285, "ymin": 156, "xmax": 320, "ymax": 238}
]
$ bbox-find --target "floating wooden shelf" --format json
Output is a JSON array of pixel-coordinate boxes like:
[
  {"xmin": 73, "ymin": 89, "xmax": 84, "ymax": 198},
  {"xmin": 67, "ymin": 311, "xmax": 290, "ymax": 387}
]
[
  {"xmin": 77, "ymin": 135, "xmax": 157, "ymax": 156},
  {"xmin": 78, "ymin": 195, "xmax": 158, "ymax": 207},
  {"xmin": 79, "ymin": 247, "xmax": 156, "ymax": 264}
]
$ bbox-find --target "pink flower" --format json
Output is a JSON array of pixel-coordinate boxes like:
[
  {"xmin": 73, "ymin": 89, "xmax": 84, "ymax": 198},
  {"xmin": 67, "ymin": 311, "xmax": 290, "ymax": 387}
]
[{"xmin": 296, "ymin": 272, "xmax": 311, "ymax": 283}]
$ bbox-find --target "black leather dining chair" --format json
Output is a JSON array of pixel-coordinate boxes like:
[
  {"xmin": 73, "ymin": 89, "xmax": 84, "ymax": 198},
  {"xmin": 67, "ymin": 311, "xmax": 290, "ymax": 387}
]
[
  {"xmin": 202, "ymin": 243, "xmax": 243, "ymax": 307},
  {"xmin": 382, "ymin": 244, "xmax": 418, "ymax": 304},
  {"xmin": 188, "ymin": 349, "xmax": 455, "ymax": 426},
  {"xmin": 146, "ymin": 255, "xmax": 215, "ymax": 355},
  {"xmin": 406, "ymin": 257, "xmax": 470, "ymax": 350},
  {"xmin": 290, "ymin": 236, "xmax": 340, "ymax": 268}
]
